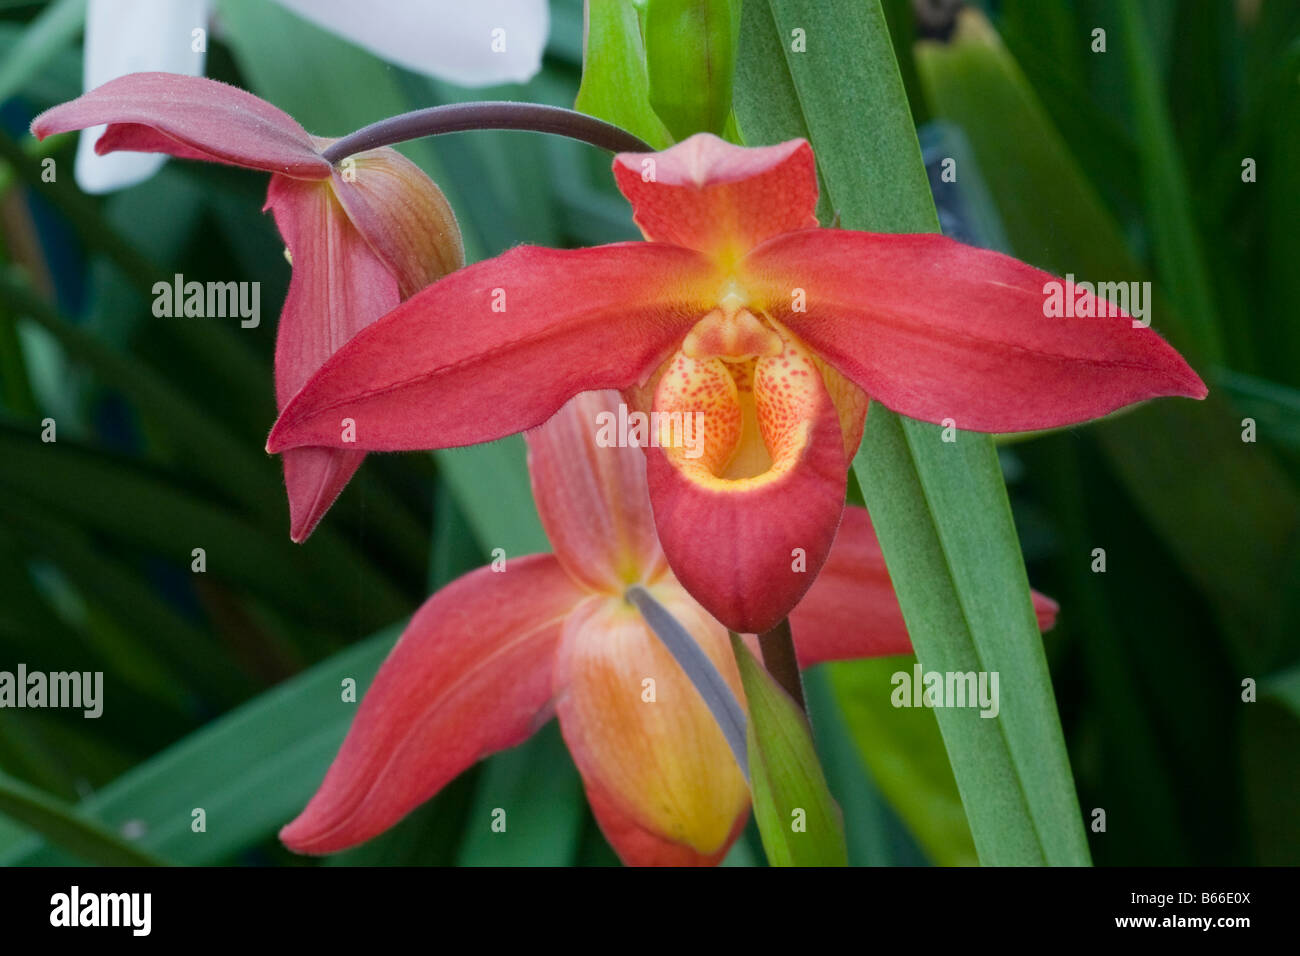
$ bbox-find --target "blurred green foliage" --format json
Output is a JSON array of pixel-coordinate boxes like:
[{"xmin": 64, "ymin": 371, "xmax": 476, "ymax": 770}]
[{"xmin": 0, "ymin": 0, "xmax": 1296, "ymax": 866}]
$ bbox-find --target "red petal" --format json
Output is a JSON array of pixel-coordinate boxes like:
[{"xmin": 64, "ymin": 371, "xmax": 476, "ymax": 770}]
[
  {"xmin": 280, "ymin": 447, "xmax": 367, "ymax": 545},
  {"xmin": 553, "ymin": 588, "xmax": 750, "ymax": 866},
  {"xmin": 613, "ymin": 133, "xmax": 818, "ymax": 261},
  {"xmin": 525, "ymin": 391, "xmax": 668, "ymax": 593},
  {"xmin": 792, "ymin": 506, "xmax": 1059, "ymax": 665},
  {"xmin": 272, "ymin": 149, "xmax": 463, "ymax": 540},
  {"xmin": 266, "ymin": 243, "xmax": 717, "ymax": 454},
  {"xmin": 788, "ymin": 507, "xmax": 911, "ymax": 666},
  {"xmin": 742, "ymin": 230, "xmax": 1208, "ymax": 432},
  {"xmin": 642, "ymin": 335, "xmax": 849, "ymax": 634},
  {"xmin": 1034, "ymin": 593, "xmax": 1060, "ymax": 631},
  {"xmin": 267, "ymin": 174, "xmax": 401, "ymax": 541},
  {"xmin": 329, "ymin": 145, "xmax": 464, "ymax": 298},
  {"xmin": 31, "ymin": 72, "xmax": 330, "ymax": 179},
  {"xmin": 280, "ymin": 555, "xmax": 583, "ymax": 854}
]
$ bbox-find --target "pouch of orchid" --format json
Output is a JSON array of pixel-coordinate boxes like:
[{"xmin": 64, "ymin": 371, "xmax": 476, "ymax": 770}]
[{"xmin": 29, "ymin": 43, "xmax": 1204, "ymax": 867}]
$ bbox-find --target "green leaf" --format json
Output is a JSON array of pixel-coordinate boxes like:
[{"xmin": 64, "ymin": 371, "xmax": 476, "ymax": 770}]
[
  {"xmin": 1254, "ymin": 24, "xmax": 1300, "ymax": 382},
  {"xmin": 826, "ymin": 658, "xmax": 978, "ymax": 866},
  {"xmin": 0, "ymin": 294, "xmax": 37, "ymax": 416},
  {"xmin": 435, "ymin": 439, "xmax": 550, "ymax": 558},
  {"xmin": 0, "ymin": 422, "xmax": 404, "ymax": 631},
  {"xmin": 0, "ymin": 22, "xmax": 80, "ymax": 110},
  {"xmin": 1, "ymin": 505, "xmax": 253, "ymax": 705},
  {"xmin": 732, "ymin": 0, "xmax": 828, "ymax": 224},
  {"xmin": 323, "ymin": 771, "xmax": 480, "ymax": 866},
  {"xmin": 914, "ymin": 13, "xmax": 1140, "ymax": 280},
  {"xmin": 1242, "ymin": 665, "xmax": 1300, "ymax": 864},
  {"xmin": 878, "ymin": 0, "xmax": 928, "ymax": 126},
  {"xmin": 0, "ymin": 0, "xmax": 82, "ymax": 106},
  {"xmin": 3, "ymin": 263, "xmax": 416, "ymax": 636},
  {"xmin": 720, "ymin": 832, "xmax": 762, "ymax": 867},
  {"xmin": 804, "ymin": 665, "xmax": 927, "ymax": 866},
  {"xmin": 762, "ymin": 0, "xmax": 931, "ymax": 233},
  {"xmin": 575, "ymin": 0, "xmax": 673, "ymax": 149},
  {"xmin": 735, "ymin": 0, "xmax": 1090, "ymax": 865},
  {"xmin": 0, "ymin": 770, "xmax": 166, "ymax": 867},
  {"xmin": 914, "ymin": 10, "xmax": 1300, "ymax": 666},
  {"xmin": 642, "ymin": 0, "xmax": 740, "ymax": 139},
  {"xmin": 1261, "ymin": 665, "xmax": 1300, "ymax": 725},
  {"xmin": 733, "ymin": 0, "xmax": 809, "ymax": 146},
  {"xmin": 855, "ymin": 416, "xmax": 1088, "ymax": 865},
  {"xmin": 996, "ymin": 0, "xmax": 1141, "ymax": 218},
  {"xmin": 547, "ymin": 0, "xmax": 586, "ymax": 66},
  {"xmin": 1113, "ymin": 1, "xmax": 1224, "ymax": 364},
  {"xmin": 730, "ymin": 635, "xmax": 846, "ymax": 866},
  {"xmin": 1, "ymin": 268, "xmax": 276, "ymax": 517},
  {"xmin": 455, "ymin": 723, "xmax": 585, "ymax": 866},
  {"xmin": 1019, "ymin": 434, "xmax": 1240, "ymax": 865},
  {"xmin": 428, "ymin": 476, "xmax": 487, "ymax": 590},
  {"xmin": 0, "ymin": 134, "xmax": 277, "ymax": 442},
  {"xmin": 1, "ymin": 626, "xmax": 400, "ymax": 865},
  {"xmin": 0, "ymin": 812, "xmax": 29, "ymax": 859},
  {"xmin": 430, "ymin": 451, "xmax": 585, "ymax": 866}
]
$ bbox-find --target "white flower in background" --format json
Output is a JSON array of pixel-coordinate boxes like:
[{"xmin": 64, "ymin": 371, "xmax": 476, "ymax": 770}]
[
  {"xmin": 76, "ymin": 0, "xmax": 208, "ymax": 194},
  {"xmin": 76, "ymin": 0, "xmax": 550, "ymax": 194}
]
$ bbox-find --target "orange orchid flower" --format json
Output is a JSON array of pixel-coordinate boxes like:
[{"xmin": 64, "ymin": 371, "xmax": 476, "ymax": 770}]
[
  {"xmin": 266, "ymin": 134, "xmax": 1204, "ymax": 634},
  {"xmin": 279, "ymin": 390, "xmax": 1057, "ymax": 866}
]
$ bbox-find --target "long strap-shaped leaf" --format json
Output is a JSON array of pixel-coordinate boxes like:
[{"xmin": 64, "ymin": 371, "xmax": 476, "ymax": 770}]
[
  {"xmin": 735, "ymin": 0, "xmax": 1090, "ymax": 866},
  {"xmin": 913, "ymin": 13, "xmax": 1298, "ymax": 669},
  {"xmin": 731, "ymin": 635, "xmax": 847, "ymax": 866},
  {"xmin": 0, "ymin": 628, "xmax": 399, "ymax": 865},
  {"xmin": 0, "ymin": 770, "xmax": 166, "ymax": 867}
]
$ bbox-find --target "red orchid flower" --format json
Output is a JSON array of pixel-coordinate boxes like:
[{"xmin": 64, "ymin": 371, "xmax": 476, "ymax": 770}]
[
  {"xmin": 31, "ymin": 72, "xmax": 464, "ymax": 540},
  {"xmin": 266, "ymin": 133, "xmax": 1205, "ymax": 634},
  {"xmin": 279, "ymin": 389, "xmax": 1059, "ymax": 865}
]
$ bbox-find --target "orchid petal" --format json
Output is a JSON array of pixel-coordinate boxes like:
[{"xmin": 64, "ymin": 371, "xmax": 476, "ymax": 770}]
[
  {"xmin": 525, "ymin": 391, "xmax": 667, "ymax": 593},
  {"xmin": 34, "ymin": 72, "xmax": 330, "ymax": 179},
  {"xmin": 743, "ymin": 230, "xmax": 1207, "ymax": 432},
  {"xmin": 266, "ymin": 243, "xmax": 717, "ymax": 454},
  {"xmin": 271, "ymin": 0, "xmax": 548, "ymax": 87},
  {"xmin": 790, "ymin": 506, "xmax": 1059, "ymax": 667},
  {"xmin": 329, "ymin": 145, "xmax": 464, "ymax": 298},
  {"xmin": 267, "ymin": 173, "xmax": 399, "ymax": 541},
  {"xmin": 553, "ymin": 588, "xmax": 749, "ymax": 866},
  {"xmin": 268, "ymin": 146, "xmax": 462, "ymax": 540},
  {"xmin": 280, "ymin": 555, "xmax": 583, "ymax": 855},
  {"xmin": 74, "ymin": 0, "xmax": 212, "ymax": 193},
  {"xmin": 613, "ymin": 133, "xmax": 818, "ymax": 261},
  {"xmin": 280, "ymin": 446, "xmax": 367, "ymax": 546},
  {"xmin": 579, "ymin": 782, "xmax": 749, "ymax": 867},
  {"xmin": 639, "ymin": 334, "xmax": 849, "ymax": 634}
]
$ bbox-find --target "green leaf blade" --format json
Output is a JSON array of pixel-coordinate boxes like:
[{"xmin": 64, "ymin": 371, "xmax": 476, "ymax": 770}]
[
  {"xmin": 731, "ymin": 635, "xmax": 847, "ymax": 867},
  {"xmin": 1, "ymin": 628, "xmax": 399, "ymax": 866},
  {"xmin": 735, "ymin": 0, "xmax": 1091, "ymax": 866},
  {"xmin": 0, "ymin": 771, "xmax": 166, "ymax": 867}
]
